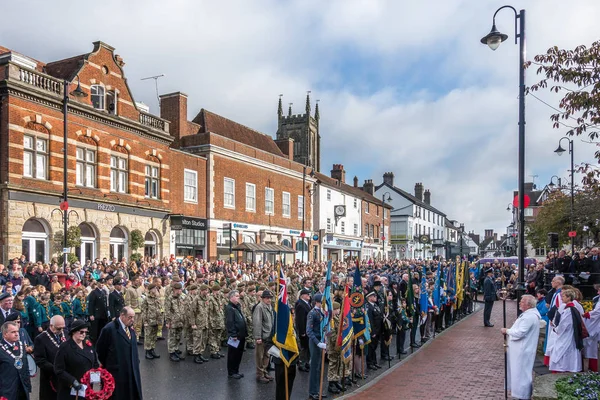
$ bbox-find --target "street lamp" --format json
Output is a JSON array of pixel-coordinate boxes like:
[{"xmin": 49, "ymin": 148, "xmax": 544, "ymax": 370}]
[
  {"xmin": 381, "ymin": 192, "xmax": 392, "ymax": 262},
  {"xmin": 548, "ymin": 175, "xmax": 562, "ymax": 189},
  {"xmin": 62, "ymin": 77, "xmax": 87, "ymax": 270},
  {"xmin": 459, "ymin": 223, "xmax": 465, "ymax": 260},
  {"xmin": 554, "ymin": 137, "xmax": 575, "ymax": 255},
  {"xmin": 481, "ymin": 5, "xmax": 527, "ymax": 316},
  {"xmin": 301, "ymin": 164, "xmax": 315, "ymax": 263}
]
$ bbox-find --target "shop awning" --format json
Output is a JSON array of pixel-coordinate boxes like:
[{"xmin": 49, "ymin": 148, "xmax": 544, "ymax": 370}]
[{"xmin": 232, "ymin": 242, "xmax": 296, "ymax": 253}]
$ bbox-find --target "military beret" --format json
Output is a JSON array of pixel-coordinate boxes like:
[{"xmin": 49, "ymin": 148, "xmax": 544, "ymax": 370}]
[
  {"xmin": 0, "ymin": 293, "xmax": 11, "ymax": 302},
  {"xmin": 199, "ymin": 284, "xmax": 209, "ymax": 291},
  {"xmin": 313, "ymin": 293, "xmax": 323, "ymax": 303},
  {"xmin": 211, "ymin": 284, "xmax": 221, "ymax": 291},
  {"xmin": 333, "ymin": 301, "xmax": 341, "ymax": 310},
  {"xmin": 219, "ymin": 281, "xmax": 226, "ymax": 287},
  {"xmin": 172, "ymin": 276, "xmax": 182, "ymax": 282},
  {"xmin": 247, "ymin": 285, "xmax": 256, "ymax": 292},
  {"xmin": 237, "ymin": 283, "xmax": 246, "ymax": 289},
  {"xmin": 113, "ymin": 278, "xmax": 123, "ymax": 286},
  {"xmin": 367, "ymin": 291, "xmax": 377, "ymax": 298},
  {"xmin": 300, "ymin": 289, "xmax": 311, "ymax": 296},
  {"xmin": 261, "ymin": 290, "xmax": 273, "ymax": 298},
  {"xmin": 257, "ymin": 286, "xmax": 266, "ymax": 292},
  {"xmin": 188, "ymin": 285, "xmax": 198, "ymax": 291},
  {"xmin": 223, "ymin": 288, "xmax": 231, "ymax": 294},
  {"xmin": 171, "ymin": 282, "xmax": 183, "ymax": 290},
  {"xmin": 147, "ymin": 283, "xmax": 157, "ymax": 291}
]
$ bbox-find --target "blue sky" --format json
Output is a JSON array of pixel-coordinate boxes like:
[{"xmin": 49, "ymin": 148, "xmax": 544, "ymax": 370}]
[{"xmin": 2, "ymin": 0, "xmax": 599, "ymax": 235}]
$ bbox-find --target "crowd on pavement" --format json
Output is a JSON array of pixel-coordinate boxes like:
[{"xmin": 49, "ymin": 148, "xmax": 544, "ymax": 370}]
[{"xmin": 0, "ymin": 247, "xmax": 598, "ymax": 400}]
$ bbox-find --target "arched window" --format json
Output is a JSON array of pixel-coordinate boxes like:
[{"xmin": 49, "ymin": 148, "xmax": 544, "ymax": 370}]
[
  {"xmin": 22, "ymin": 219, "xmax": 48, "ymax": 263},
  {"xmin": 144, "ymin": 231, "xmax": 159, "ymax": 258},
  {"xmin": 76, "ymin": 223, "xmax": 96, "ymax": 263},
  {"xmin": 281, "ymin": 239, "xmax": 292, "ymax": 248},
  {"xmin": 109, "ymin": 227, "xmax": 128, "ymax": 261},
  {"xmin": 295, "ymin": 241, "xmax": 307, "ymax": 252}
]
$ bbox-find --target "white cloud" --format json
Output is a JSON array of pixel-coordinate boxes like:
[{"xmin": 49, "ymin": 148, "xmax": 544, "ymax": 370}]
[{"xmin": 1, "ymin": 0, "xmax": 599, "ymax": 236}]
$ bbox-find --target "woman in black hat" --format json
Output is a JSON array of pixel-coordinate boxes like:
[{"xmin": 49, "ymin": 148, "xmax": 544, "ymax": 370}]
[{"xmin": 54, "ymin": 319, "xmax": 99, "ymax": 399}]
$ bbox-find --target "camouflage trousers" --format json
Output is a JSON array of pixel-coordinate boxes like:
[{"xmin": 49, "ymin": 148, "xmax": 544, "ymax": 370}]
[
  {"xmin": 209, "ymin": 329, "xmax": 224, "ymax": 353},
  {"xmin": 144, "ymin": 325, "xmax": 158, "ymax": 350},
  {"xmin": 192, "ymin": 327, "xmax": 209, "ymax": 355},
  {"xmin": 157, "ymin": 313, "xmax": 164, "ymax": 338},
  {"xmin": 327, "ymin": 351, "xmax": 343, "ymax": 382},
  {"xmin": 185, "ymin": 326, "xmax": 194, "ymax": 352},
  {"xmin": 168, "ymin": 326, "xmax": 184, "ymax": 353},
  {"xmin": 246, "ymin": 320, "xmax": 254, "ymax": 345},
  {"xmin": 134, "ymin": 312, "xmax": 143, "ymax": 338}
]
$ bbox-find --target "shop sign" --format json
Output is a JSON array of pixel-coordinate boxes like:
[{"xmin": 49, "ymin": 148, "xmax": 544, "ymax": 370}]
[
  {"xmin": 171, "ymin": 216, "xmax": 207, "ymax": 231},
  {"xmin": 233, "ymin": 223, "xmax": 249, "ymax": 229},
  {"xmin": 289, "ymin": 230, "xmax": 301, "ymax": 235},
  {"xmin": 97, "ymin": 203, "xmax": 116, "ymax": 212}
]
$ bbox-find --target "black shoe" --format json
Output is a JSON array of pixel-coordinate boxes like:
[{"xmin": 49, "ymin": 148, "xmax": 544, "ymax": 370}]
[
  {"xmin": 309, "ymin": 395, "xmax": 320, "ymax": 400},
  {"xmin": 398, "ymin": 350, "xmax": 408, "ymax": 355},
  {"xmin": 194, "ymin": 355, "xmax": 204, "ymax": 364},
  {"xmin": 298, "ymin": 365, "xmax": 307, "ymax": 372},
  {"xmin": 348, "ymin": 376, "xmax": 357, "ymax": 384},
  {"xmin": 383, "ymin": 355, "xmax": 394, "ymax": 361},
  {"xmin": 151, "ymin": 349, "xmax": 160, "ymax": 359},
  {"xmin": 217, "ymin": 352, "xmax": 225, "ymax": 358},
  {"xmin": 335, "ymin": 381, "xmax": 345, "ymax": 391},
  {"xmin": 210, "ymin": 353, "xmax": 220, "ymax": 359},
  {"xmin": 169, "ymin": 353, "xmax": 180, "ymax": 362},
  {"xmin": 199, "ymin": 355, "xmax": 208, "ymax": 362},
  {"xmin": 410, "ymin": 343, "xmax": 421, "ymax": 348},
  {"xmin": 228, "ymin": 373, "xmax": 243, "ymax": 379},
  {"xmin": 320, "ymin": 393, "xmax": 328, "ymax": 398},
  {"xmin": 367, "ymin": 364, "xmax": 377, "ymax": 370},
  {"xmin": 354, "ymin": 373, "xmax": 368, "ymax": 380},
  {"xmin": 328, "ymin": 383, "xmax": 341, "ymax": 394},
  {"xmin": 145, "ymin": 350, "xmax": 155, "ymax": 360},
  {"xmin": 374, "ymin": 363, "xmax": 382, "ymax": 369},
  {"xmin": 485, "ymin": 323, "xmax": 495, "ymax": 327},
  {"xmin": 246, "ymin": 343, "xmax": 255, "ymax": 349}
]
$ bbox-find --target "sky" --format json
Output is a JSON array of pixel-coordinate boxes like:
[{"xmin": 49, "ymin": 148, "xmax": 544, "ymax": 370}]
[{"xmin": 2, "ymin": 0, "xmax": 599, "ymax": 236}]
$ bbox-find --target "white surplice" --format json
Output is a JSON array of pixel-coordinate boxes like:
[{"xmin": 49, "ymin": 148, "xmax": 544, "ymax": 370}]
[
  {"xmin": 544, "ymin": 289, "xmax": 564, "ymax": 358},
  {"xmin": 506, "ymin": 307, "xmax": 541, "ymax": 400},
  {"xmin": 549, "ymin": 305, "xmax": 582, "ymax": 372},
  {"xmin": 583, "ymin": 297, "xmax": 600, "ymax": 359}
]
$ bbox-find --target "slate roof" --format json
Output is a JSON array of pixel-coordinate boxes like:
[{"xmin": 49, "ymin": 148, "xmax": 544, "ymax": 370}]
[
  {"xmin": 376, "ymin": 182, "xmax": 446, "ymax": 216},
  {"xmin": 44, "ymin": 53, "xmax": 88, "ymax": 80},
  {"xmin": 192, "ymin": 109, "xmax": 285, "ymax": 157},
  {"xmin": 314, "ymin": 172, "xmax": 392, "ymax": 208}
]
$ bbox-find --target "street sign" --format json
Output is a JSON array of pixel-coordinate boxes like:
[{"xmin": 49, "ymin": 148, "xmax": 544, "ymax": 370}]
[
  {"xmin": 312, "ymin": 234, "xmax": 319, "ymax": 241},
  {"xmin": 568, "ymin": 231, "xmax": 577, "ymax": 238},
  {"xmin": 60, "ymin": 201, "xmax": 69, "ymax": 211},
  {"xmin": 401, "ymin": 246, "xmax": 406, "ymax": 252},
  {"xmin": 223, "ymin": 223, "xmax": 231, "ymax": 228},
  {"xmin": 62, "ymin": 248, "xmax": 69, "ymax": 254},
  {"xmin": 300, "ymin": 232, "xmax": 306, "ymax": 238},
  {"xmin": 512, "ymin": 194, "xmax": 530, "ymax": 209}
]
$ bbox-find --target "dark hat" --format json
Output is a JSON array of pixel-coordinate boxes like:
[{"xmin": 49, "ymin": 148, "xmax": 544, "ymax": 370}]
[
  {"xmin": 69, "ymin": 319, "xmax": 89, "ymax": 335},
  {"xmin": 211, "ymin": 284, "xmax": 221, "ymax": 291},
  {"xmin": 187, "ymin": 285, "xmax": 198, "ymax": 291},
  {"xmin": 485, "ymin": 267, "xmax": 494, "ymax": 274},
  {"xmin": 367, "ymin": 291, "xmax": 377, "ymax": 298},
  {"xmin": 113, "ymin": 278, "xmax": 123, "ymax": 286},
  {"xmin": 5, "ymin": 312, "xmax": 20, "ymax": 322},
  {"xmin": 171, "ymin": 282, "xmax": 183, "ymax": 290},
  {"xmin": 261, "ymin": 290, "xmax": 273, "ymax": 298},
  {"xmin": 373, "ymin": 280, "xmax": 382, "ymax": 287},
  {"xmin": 97, "ymin": 277, "xmax": 105, "ymax": 283},
  {"xmin": 0, "ymin": 293, "xmax": 11, "ymax": 302},
  {"xmin": 199, "ymin": 284, "xmax": 209, "ymax": 291},
  {"xmin": 300, "ymin": 288, "xmax": 311, "ymax": 296},
  {"xmin": 147, "ymin": 283, "xmax": 157, "ymax": 291},
  {"xmin": 313, "ymin": 293, "xmax": 323, "ymax": 303}
]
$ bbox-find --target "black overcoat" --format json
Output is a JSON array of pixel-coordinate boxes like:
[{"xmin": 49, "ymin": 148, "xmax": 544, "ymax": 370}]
[
  {"xmin": 0, "ymin": 340, "xmax": 32, "ymax": 399},
  {"xmin": 34, "ymin": 330, "xmax": 65, "ymax": 400},
  {"xmin": 53, "ymin": 338, "xmax": 99, "ymax": 400}
]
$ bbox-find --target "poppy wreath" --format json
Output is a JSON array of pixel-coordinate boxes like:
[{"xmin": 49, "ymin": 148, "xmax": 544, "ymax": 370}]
[{"xmin": 79, "ymin": 368, "xmax": 115, "ymax": 400}]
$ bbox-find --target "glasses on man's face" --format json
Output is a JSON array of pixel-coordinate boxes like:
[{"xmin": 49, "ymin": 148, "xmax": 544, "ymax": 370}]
[{"xmin": 78, "ymin": 331, "xmax": 88, "ymax": 334}]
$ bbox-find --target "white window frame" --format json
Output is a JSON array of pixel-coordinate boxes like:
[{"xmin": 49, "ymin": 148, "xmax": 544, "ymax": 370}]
[
  {"xmin": 265, "ymin": 187, "xmax": 274, "ymax": 215},
  {"xmin": 353, "ymin": 198, "xmax": 357, "ymax": 209},
  {"xmin": 76, "ymin": 147, "xmax": 96, "ymax": 188},
  {"xmin": 282, "ymin": 192, "xmax": 291, "ymax": 217},
  {"xmin": 326, "ymin": 189, "xmax": 331, "ymax": 201},
  {"xmin": 23, "ymin": 135, "xmax": 47, "ymax": 179},
  {"xmin": 524, "ymin": 208, "xmax": 533, "ymax": 217},
  {"xmin": 353, "ymin": 223, "xmax": 358, "ymax": 236},
  {"xmin": 298, "ymin": 195, "xmax": 304, "ymax": 220},
  {"xmin": 365, "ymin": 202, "xmax": 369, "ymax": 214},
  {"xmin": 341, "ymin": 221, "xmax": 345, "ymax": 235},
  {"xmin": 110, "ymin": 155, "xmax": 128, "ymax": 193},
  {"xmin": 327, "ymin": 218, "xmax": 332, "ymax": 233},
  {"xmin": 184, "ymin": 169, "xmax": 198, "ymax": 203},
  {"xmin": 246, "ymin": 183, "xmax": 256, "ymax": 212},
  {"xmin": 145, "ymin": 165, "xmax": 160, "ymax": 199},
  {"xmin": 224, "ymin": 177, "xmax": 235, "ymax": 209},
  {"xmin": 91, "ymin": 85, "xmax": 105, "ymax": 110}
]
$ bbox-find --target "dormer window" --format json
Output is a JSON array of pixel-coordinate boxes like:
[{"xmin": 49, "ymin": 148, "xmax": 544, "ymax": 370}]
[{"xmin": 91, "ymin": 85, "xmax": 105, "ymax": 110}]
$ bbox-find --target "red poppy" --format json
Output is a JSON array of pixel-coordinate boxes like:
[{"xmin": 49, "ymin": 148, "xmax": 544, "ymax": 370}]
[{"xmin": 85, "ymin": 340, "xmax": 92, "ymax": 347}]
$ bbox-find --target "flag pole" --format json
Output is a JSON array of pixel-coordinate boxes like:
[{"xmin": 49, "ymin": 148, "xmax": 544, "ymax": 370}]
[
  {"xmin": 319, "ymin": 346, "xmax": 326, "ymax": 400},
  {"xmin": 284, "ymin": 364, "xmax": 289, "ymax": 400}
]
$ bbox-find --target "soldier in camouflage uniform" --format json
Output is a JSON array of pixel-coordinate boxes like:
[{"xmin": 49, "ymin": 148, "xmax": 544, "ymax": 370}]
[
  {"xmin": 239, "ymin": 283, "xmax": 255, "ymax": 349},
  {"xmin": 190, "ymin": 284, "xmax": 210, "ymax": 364},
  {"xmin": 141, "ymin": 283, "xmax": 162, "ymax": 360},
  {"xmin": 326, "ymin": 302, "xmax": 342, "ymax": 394},
  {"xmin": 184, "ymin": 285, "xmax": 197, "ymax": 356},
  {"xmin": 125, "ymin": 275, "xmax": 145, "ymax": 339},
  {"xmin": 288, "ymin": 274, "xmax": 300, "ymax": 308},
  {"xmin": 220, "ymin": 287, "xmax": 231, "ymax": 345},
  {"xmin": 165, "ymin": 282, "xmax": 186, "ymax": 362},
  {"xmin": 208, "ymin": 284, "xmax": 225, "ymax": 359}
]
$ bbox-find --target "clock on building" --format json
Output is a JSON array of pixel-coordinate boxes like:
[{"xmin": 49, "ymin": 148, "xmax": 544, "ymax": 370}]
[{"xmin": 334, "ymin": 205, "xmax": 346, "ymax": 217}]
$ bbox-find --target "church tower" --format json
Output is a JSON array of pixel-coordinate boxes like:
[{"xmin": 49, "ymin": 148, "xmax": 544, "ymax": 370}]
[{"xmin": 276, "ymin": 92, "xmax": 321, "ymax": 172}]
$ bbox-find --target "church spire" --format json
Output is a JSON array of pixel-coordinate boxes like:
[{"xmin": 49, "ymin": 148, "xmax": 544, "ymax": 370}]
[
  {"xmin": 315, "ymin": 99, "xmax": 320, "ymax": 122},
  {"xmin": 277, "ymin": 94, "xmax": 283, "ymax": 119},
  {"xmin": 288, "ymin": 103, "xmax": 293, "ymax": 117},
  {"xmin": 305, "ymin": 90, "xmax": 311, "ymax": 115}
]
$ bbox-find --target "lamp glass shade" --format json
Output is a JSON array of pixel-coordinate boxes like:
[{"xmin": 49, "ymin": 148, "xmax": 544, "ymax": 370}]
[
  {"xmin": 548, "ymin": 181, "xmax": 555, "ymax": 188},
  {"xmin": 480, "ymin": 24, "xmax": 508, "ymax": 51},
  {"xmin": 554, "ymin": 145, "xmax": 566, "ymax": 156},
  {"xmin": 70, "ymin": 81, "xmax": 88, "ymax": 98}
]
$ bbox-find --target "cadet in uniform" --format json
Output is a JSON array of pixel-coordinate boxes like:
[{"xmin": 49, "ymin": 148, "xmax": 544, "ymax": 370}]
[
  {"xmin": 165, "ymin": 282, "xmax": 186, "ymax": 361},
  {"xmin": 184, "ymin": 285, "xmax": 197, "ymax": 357},
  {"xmin": 306, "ymin": 293, "xmax": 327, "ymax": 400},
  {"xmin": 109, "ymin": 278, "xmax": 125, "ymax": 322},
  {"xmin": 141, "ymin": 283, "xmax": 162, "ymax": 360},
  {"xmin": 125, "ymin": 275, "xmax": 145, "ymax": 339},
  {"xmin": 191, "ymin": 284, "xmax": 210, "ymax": 364},
  {"xmin": 208, "ymin": 284, "xmax": 225, "ymax": 359}
]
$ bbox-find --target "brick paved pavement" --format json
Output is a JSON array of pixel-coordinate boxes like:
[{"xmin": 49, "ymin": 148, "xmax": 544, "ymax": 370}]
[{"xmin": 347, "ymin": 300, "xmax": 518, "ymax": 400}]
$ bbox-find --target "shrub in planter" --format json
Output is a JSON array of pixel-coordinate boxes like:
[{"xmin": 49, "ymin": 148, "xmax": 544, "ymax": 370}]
[{"xmin": 556, "ymin": 372, "xmax": 600, "ymax": 400}]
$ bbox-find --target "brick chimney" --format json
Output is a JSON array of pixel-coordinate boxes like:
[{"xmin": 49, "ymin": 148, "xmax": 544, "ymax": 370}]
[
  {"xmin": 383, "ymin": 172, "xmax": 394, "ymax": 187},
  {"xmin": 414, "ymin": 182, "xmax": 424, "ymax": 201},
  {"xmin": 424, "ymin": 189, "xmax": 431, "ymax": 205},
  {"xmin": 160, "ymin": 92, "xmax": 191, "ymax": 148},
  {"xmin": 363, "ymin": 179, "xmax": 374, "ymax": 195},
  {"xmin": 353, "ymin": 176, "xmax": 358, "ymax": 188},
  {"xmin": 331, "ymin": 164, "xmax": 346, "ymax": 183},
  {"xmin": 485, "ymin": 229, "xmax": 494, "ymax": 238},
  {"xmin": 275, "ymin": 138, "xmax": 294, "ymax": 160}
]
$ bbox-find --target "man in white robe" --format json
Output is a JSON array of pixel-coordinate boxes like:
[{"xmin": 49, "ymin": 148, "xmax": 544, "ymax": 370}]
[
  {"xmin": 544, "ymin": 276, "xmax": 564, "ymax": 366},
  {"xmin": 501, "ymin": 295, "xmax": 541, "ymax": 400},
  {"xmin": 583, "ymin": 285, "xmax": 600, "ymax": 372},
  {"xmin": 549, "ymin": 290, "xmax": 583, "ymax": 373}
]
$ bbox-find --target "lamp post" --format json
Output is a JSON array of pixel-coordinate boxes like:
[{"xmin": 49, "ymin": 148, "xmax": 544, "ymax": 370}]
[
  {"xmin": 548, "ymin": 175, "xmax": 563, "ymax": 189},
  {"xmin": 481, "ymin": 5, "xmax": 527, "ymax": 316},
  {"xmin": 301, "ymin": 164, "xmax": 314, "ymax": 263},
  {"xmin": 459, "ymin": 223, "xmax": 464, "ymax": 260},
  {"xmin": 381, "ymin": 192, "xmax": 392, "ymax": 263},
  {"xmin": 554, "ymin": 137, "xmax": 575, "ymax": 255},
  {"xmin": 62, "ymin": 77, "xmax": 87, "ymax": 270}
]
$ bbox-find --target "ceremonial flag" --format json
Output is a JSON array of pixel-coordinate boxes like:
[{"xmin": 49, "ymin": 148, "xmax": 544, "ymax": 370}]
[
  {"xmin": 419, "ymin": 264, "xmax": 428, "ymax": 317},
  {"xmin": 433, "ymin": 262, "xmax": 441, "ymax": 308},
  {"xmin": 456, "ymin": 261, "xmax": 465, "ymax": 309},
  {"xmin": 320, "ymin": 260, "xmax": 333, "ymax": 340},
  {"xmin": 273, "ymin": 267, "xmax": 299, "ymax": 367},
  {"xmin": 351, "ymin": 262, "xmax": 371, "ymax": 344},
  {"xmin": 406, "ymin": 268, "xmax": 415, "ymax": 316},
  {"xmin": 445, "ymin": 262, "xmax": 456, "ymax": 294},
  {"xmin": 336, "ymin": 286, "xmax": 354, "ymax": 363}
]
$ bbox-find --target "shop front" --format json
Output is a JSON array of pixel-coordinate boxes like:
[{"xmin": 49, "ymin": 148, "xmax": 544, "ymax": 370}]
[
  {"xmin": 322, "ymin": 235, "xmax": 362, "ymax": 262},
  {"xmin": 170, "ymin": 216, "xmax": 207, "ymax": 260}
]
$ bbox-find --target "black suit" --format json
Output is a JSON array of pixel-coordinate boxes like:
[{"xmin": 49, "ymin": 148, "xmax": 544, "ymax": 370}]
[
  {"xmin": 0, "ymin": 307, "xmax": 17, "ymax": 326},
  {"xmin": 399, "ymin": 280, "xmax": 408, "ymax": 298},
  {"xmin": 87, "ymin": 288, "xmax": 109, "ymax": 341},
  {"xmin": 0, "ymin": 339, "xmax": 32, "ymax": 400},
  {"xmin": 109, "ymin": 290, "xmax": 125, "ymax": 321},
  {"xmin": 53, "ymin": 338, "xmax": 99, "ymax": 400},
  {"xmin": 96, "ymin": 319, "xmax": 142, "ymax": 400},
  {"xmin": 294, "ymin": 299, "xmax": 312, "ymax": 367},
  {"xmin": 34, "ymin": 330, "xmax": 65, "ymax": 400},
  {"xmin": 366, "ymin": 301, "xmax": 382, "ymax": 366},
  {"xmin": 483, "ymin": 275, "xmax": 495, "ymax": 326}
]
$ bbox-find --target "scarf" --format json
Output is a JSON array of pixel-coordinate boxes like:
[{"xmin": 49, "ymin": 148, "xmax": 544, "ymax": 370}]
[{"xmin": 565, "ymin": 303, "xmax": 584, "ymax": 351}]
